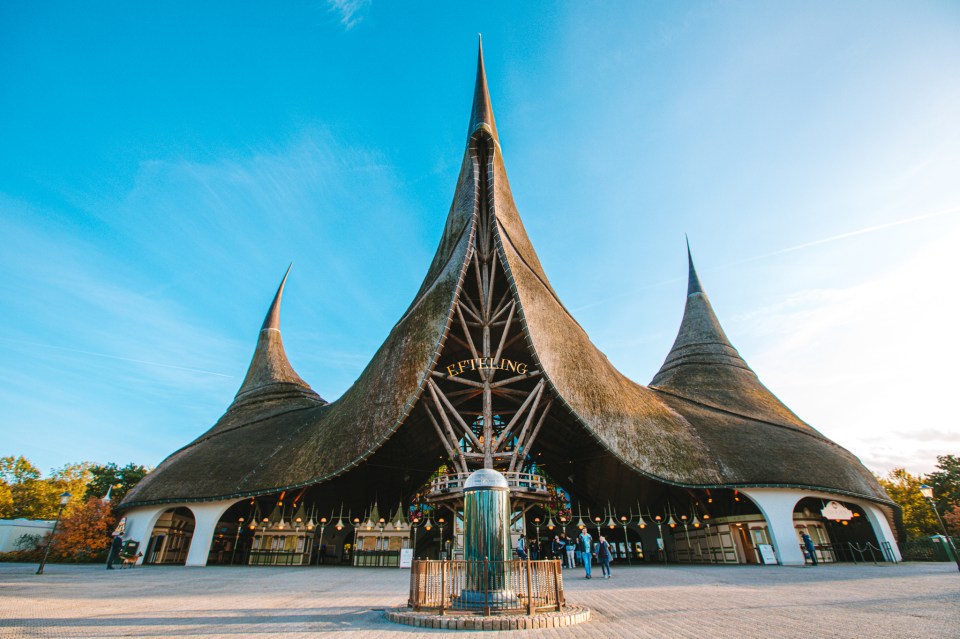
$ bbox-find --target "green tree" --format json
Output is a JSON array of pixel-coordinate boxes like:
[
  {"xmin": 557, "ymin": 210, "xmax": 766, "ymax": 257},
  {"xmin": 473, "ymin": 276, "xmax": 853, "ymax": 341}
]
[
  {"xmin": 878, "ymin": 468, "xmax": 940, "ymax": 540},
  {"xmin": 0, "ymin": 481, "xmax": 12, "ymax": 519},
  {"xmin": 943, "ymin": 503, "xmax": 960, "ymax": 537},
  {"xmin": 51, "ymin": 497, "xmax": 114, "ymax": 561},
  {"xmin": 0, "ymin": 457, "xmax": 93, "ymax": 519},
  {"xmin": 1, "ymin": 456, "xmax": 57, "ymax": 519},
  {"xmin": 925, "ymin": 454, "xmax": 960, "ymax": 515},
  {"xmin": 49, "ymin": 462, "xmax": 94, "ymax": 512},
  {"xmin": 0, "ymin": 455, "xmax": 41, "ymax": 483},
  {"xmin": 84, "ymin": 463, "xmax": 150, "ymax": 504}
]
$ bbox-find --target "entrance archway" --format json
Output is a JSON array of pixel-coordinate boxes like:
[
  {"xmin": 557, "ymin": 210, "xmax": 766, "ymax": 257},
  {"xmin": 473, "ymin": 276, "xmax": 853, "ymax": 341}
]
[
  {"xmin": 144, "ymin": 507, "xmax": 195, "ymax": 565},
  {"xmin": 794, "ymin": 497, "xmax": 880, "ymax": 563}
]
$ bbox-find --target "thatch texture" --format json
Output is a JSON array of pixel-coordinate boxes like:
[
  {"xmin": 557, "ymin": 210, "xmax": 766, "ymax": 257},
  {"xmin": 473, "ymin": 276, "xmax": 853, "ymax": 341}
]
[
  {"xmin": 121, "ymin": 45, "xmax": 891, "ymax": 510},
  {"xmin": 122, "ymin": 149, "xmax": 478, "ymax": 507}
]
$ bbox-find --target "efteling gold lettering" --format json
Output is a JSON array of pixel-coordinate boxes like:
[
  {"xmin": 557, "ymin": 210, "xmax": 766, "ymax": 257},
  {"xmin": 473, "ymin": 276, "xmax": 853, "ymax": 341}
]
[{"xmin": 445, "ymin": 358, "xmax": 528, "ymax": 377}]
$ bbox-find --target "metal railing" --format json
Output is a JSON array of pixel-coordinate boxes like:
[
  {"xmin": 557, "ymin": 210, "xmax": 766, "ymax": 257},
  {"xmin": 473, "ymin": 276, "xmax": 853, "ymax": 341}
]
[
  {"xmin": 900, "ymin": 536, "xmax": 959, "ymax": 562},
  {"xmin": 408, "ymin": 558, "xmax": 564, "ymax": 615},
  {"xmin": 428, "ymin": 472, "xmax": 549, "ymax": 496},
  {"xmin": 354, "ymin": 550, "xmax": 401, "ymax": 567}
]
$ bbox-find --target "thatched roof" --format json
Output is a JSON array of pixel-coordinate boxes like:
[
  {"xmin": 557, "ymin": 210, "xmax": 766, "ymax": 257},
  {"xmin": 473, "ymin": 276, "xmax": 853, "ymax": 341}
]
[{"xmin": 121, "ymin": 43, "xmax": 891, "ymax": 509}]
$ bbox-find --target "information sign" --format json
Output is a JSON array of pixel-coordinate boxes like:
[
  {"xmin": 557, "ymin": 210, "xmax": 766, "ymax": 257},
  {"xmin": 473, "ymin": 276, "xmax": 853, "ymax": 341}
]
[
  {"xmin": 757, "ymin": 544, "xmax": 777, "ymax": 565},
  {"xmin": 821, "ymin": 501, "xmax": 854, "ymax": 521},
  {"xmin": 399, "ymin": 548, "xmax": 414, "ymax": 569}
]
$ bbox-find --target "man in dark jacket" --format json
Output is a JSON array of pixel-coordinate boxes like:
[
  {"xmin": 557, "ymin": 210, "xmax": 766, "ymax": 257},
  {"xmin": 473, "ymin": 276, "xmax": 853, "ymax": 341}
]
[{"xmin": 106, "ymin": 535, "xmax": 124, "ymax": 570}]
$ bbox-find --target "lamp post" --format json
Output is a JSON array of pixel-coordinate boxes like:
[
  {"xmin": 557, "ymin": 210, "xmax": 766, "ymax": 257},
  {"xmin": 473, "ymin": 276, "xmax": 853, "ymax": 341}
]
[
  {"xmin": 620, "ymin": 515, "xmax": 631, "ymax": 565},
  {"xmin": 410, "ymin": 515, "xmax": 420, "ymax": 557},
  {"xmin": 423, "ymin": 516, "xmax": 434, "ymax": 558},
  {"xmin": 532, "ymin": 517, "xmax": 541, "ymax": 558},
  {"xmin": 315, "ymin": 516, "xmax": 327, "ymax": 565},
  {"xmin": 36, "ymin": 491, "xmax": 71, "ymax": 575},
  {"xmin": 437, "ymin": 517, "xmax": 446, "ymax": 559},
  {"xmin": 377, "ymin": 517, "xmax": 386, "ymax": 565},
  {"xmin": 654, "ymin": 513, "xmax": 666, "ymax": 564},
  {"xmin": 231, "ymin": 517, "xmax": 245, "ymax": 565},
  {"xmin": 352, "ymin": 516, "xmax": 361, "ymax": 563},
  {"xmin": 919, "ymin": 484, "xmax": 960, "ymax": 572}
]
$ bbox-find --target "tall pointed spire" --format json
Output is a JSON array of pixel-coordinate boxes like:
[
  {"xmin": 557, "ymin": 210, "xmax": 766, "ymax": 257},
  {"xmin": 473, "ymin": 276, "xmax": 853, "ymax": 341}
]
[
  {"xmin": 232, "ymin": 266, "xmax": 323, "ymax": 407},
  {"xmin": 652, "ymin": 241, "xmax": 745, "ymax": 386},
  {"xmin": 651, "ymin": 241, "xmax": 811, "ymax": 430},
  {"xmin": 261, "ymin": 263, "xmax": 291, "ymax": 331},
  {"xmin": 468, "ymin": 35, "xmax": 499, "ymax": 142},
  {"xmin": 686, "ymin": 236, "xmax": 703, "ymax": 295}
]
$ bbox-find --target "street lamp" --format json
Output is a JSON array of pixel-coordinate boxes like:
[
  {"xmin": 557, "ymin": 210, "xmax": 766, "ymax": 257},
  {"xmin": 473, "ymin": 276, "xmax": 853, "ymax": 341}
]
[
  {"xmin": 231, "ymin": 517, "xmax": 245, "ymax": 565},
  {"xmin": 620, "ymin": 515, "xmax": 631, "ymax": 565},
  {"xmin": 919, "ymin": 484, "xmax": 960, "ymax": 572},
  {"xmin": 653, "ymin": 513, "xmax": 667, "ymax": 564},
  {"xmin": 437, "ymin": 517, "xmax": 446, "ymax": 559},
  {"xmin": 533, "ymin": 517, "xmax": 542, "ymax": 557},
  {"xmin": 36, "ymin": 492, "xmax": 71, "ymax": 575}
]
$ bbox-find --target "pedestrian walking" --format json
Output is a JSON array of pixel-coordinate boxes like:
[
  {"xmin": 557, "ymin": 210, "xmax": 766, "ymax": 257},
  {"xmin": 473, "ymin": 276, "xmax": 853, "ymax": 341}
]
[
  {"xmin": 106, "ymin": 534, "xmax": 124, "ymax": 570},
  {"xmin": 565, "ymin": 534, "xmax": 577, "ymax": 568},
  {"xmin": 598, "ymin": 535, "xmax": 612, "ymax": 578},
  {"xmin": 578, "ymin": 528, "xmax": 593, "ymax": 578},
  {"xmin": 516, "ymin": 534, "xmax": 528, "ymax": 560},
  {"xmin": 553, "ymin": 535, "xmax": 564, "ymax": 563},
  {"xmin": 801, "ymin": 532, "xmax": 818, "ymax": 566}
]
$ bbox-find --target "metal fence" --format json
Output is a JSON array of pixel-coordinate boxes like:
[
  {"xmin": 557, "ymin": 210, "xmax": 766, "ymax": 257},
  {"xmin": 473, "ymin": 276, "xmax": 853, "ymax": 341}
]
[
  {"xmin": 354, "ymin": 550, "xmax": 401, "ymax": 567},
  {"xmin": 408, "ymin": 558, "xmax": 564, "ymax": 615},
  {"xmin": 900, "ymin": 536, "xmax": 959, "ymax": 562}
]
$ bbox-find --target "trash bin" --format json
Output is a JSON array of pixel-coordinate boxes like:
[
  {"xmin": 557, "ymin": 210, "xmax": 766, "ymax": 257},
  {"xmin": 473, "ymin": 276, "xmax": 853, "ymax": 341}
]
[
  {"xmin": 123, "ymin": 540, "xmax": 140, "ymax": 555},
  {"xmin": 928, "ymin": 535, "xmax": 957, "ymax": 562}
]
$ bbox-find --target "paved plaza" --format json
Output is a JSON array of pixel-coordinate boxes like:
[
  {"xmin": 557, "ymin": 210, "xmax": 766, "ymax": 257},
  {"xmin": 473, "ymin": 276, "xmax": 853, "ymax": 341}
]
[{"xmin": 1, "ymin": 562, "xmax": 957, "ymax": 638}]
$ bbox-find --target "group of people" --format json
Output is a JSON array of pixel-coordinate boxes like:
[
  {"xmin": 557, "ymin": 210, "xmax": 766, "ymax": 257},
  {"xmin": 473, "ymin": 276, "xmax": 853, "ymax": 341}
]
[{"xmin": 515, "ymin": 529, "xmax": 613, "ymax": 579}]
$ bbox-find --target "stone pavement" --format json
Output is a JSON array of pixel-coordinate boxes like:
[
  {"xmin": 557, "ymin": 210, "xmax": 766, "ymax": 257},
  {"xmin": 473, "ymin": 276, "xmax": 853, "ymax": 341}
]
[{"xmin": 1, "ymin": 562, "xmax": 957, "ymax": 639}]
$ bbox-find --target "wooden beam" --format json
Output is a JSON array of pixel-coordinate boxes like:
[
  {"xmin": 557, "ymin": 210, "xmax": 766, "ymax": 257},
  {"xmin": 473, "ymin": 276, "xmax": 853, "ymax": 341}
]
[
  {"xmin": 422, "ymin": 404, "xmax": 465, "ymax": 474},
  {"xmin": 505, "ymin": 382, "xmax": 545, "ymax": 463},
  {"xmin": 510, "ymin": 397, "xmax": 553, "ymax": 473},
  {"xmin": 429, "ymin": 379, "xmax": 484, "ymax": 451},
  {"xmin": 426, "ymin": 380, "xmax": 472, "ymax": 469}
]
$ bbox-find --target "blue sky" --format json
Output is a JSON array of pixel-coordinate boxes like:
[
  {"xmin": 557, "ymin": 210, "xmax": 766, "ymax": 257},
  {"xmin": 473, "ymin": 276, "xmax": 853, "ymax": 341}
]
[{"xmin": 2, "ymin": 1, "xmax": 958, "ymax": 479}]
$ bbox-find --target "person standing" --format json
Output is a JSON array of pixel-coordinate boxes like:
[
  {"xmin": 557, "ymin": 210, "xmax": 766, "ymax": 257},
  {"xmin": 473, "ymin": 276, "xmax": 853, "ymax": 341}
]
[
  {"xmin": 106, "ymin": 534, "xmax": 124, "ymax": 570},
  {"xmin": 578, "ymin": 528, "xmax": 593, "ymax": 579},
  {"xmin": 516, "ymin": 534, "xmax": 528, "ymax": 560},
  {"xmin": 597, "ymin": 535, "xmax": 612, "ymax": 579},
  {"xmin": 552, "ymin": 535, "xmax": 564, "ymax": 563},
  {"xmin": 801, "ymin": 532, "xmax": 818, "ymax": 566},
  {"xmin": 565, "ymin": 534, "xmax": 576, "ymax": 568}
]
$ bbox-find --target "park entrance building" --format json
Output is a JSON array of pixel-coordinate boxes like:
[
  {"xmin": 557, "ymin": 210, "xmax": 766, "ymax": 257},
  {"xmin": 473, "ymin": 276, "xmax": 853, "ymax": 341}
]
[{"xmin": 119, "ymin": 43, "xmax": 900, "ymax": 568}]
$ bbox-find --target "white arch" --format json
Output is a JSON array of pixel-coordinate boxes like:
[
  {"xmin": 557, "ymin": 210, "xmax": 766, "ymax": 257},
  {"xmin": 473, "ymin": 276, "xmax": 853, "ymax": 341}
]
[
  {"xmin": 184, "ymin": 499, "xmax": 243, "ymax": 566},
  {"xmin": 121, "ymin": 499, "xmax": 243, "ymax": 567},
  {"xmin": 741, "ymin": 488, "xmax": 901, "ymax": 565},
  {"xmin": 739, "ymin": 488, "xmax": 805, "ymax": 565},
  {"xmin": 120, "ymin": 505, "xmax": 169, "ymax": 566}
]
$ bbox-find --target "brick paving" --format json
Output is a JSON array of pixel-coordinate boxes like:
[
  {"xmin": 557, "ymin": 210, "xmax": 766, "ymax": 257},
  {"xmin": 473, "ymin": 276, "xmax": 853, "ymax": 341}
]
[{"xmin": 1, "ymin": 562, "xmax": 957, "ymax": 638}]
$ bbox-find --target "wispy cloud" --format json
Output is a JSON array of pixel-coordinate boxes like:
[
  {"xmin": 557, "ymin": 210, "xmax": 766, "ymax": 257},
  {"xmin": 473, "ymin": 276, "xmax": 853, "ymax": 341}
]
[
  {"xmin": 571, "ymin": 206, "xmax": 960, "ymax": 314},
  {"xmin": 0, "ymin": 337, "xmax": 233, "ymax": 378},
  {"xmin": 729, "ymin": 206, "xmax": 960, "ymax": 266},
  {"xmin": 737, "ymin": 223, "xmax": 960, "ymax": 476},
  {"xmin": 326, "ymin": 0, "xmax": 371, "ymax": 30}
]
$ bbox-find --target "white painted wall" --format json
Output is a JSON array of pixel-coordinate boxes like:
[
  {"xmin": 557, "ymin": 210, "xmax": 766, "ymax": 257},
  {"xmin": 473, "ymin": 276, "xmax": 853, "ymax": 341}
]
[{"xmin": 0, "ymin": 519, "xmax": 55, "ymax": 552}]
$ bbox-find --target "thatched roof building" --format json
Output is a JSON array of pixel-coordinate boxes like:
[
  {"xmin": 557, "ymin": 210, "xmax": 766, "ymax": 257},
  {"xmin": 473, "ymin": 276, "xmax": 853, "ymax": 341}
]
[{"xmin": 121, "ymin": 42, "xmax": 891, "ymax": 525}]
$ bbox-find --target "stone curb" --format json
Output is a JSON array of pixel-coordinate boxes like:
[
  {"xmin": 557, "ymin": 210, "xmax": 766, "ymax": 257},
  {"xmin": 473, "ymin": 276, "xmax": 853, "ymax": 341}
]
[{"xmin": 384, "ymin": 605, "xmax": 591, "ymax": 630}]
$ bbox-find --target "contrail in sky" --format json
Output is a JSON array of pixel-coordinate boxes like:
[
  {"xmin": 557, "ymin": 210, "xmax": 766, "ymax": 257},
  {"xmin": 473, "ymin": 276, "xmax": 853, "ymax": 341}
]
[
  {"xmin": 0, "ymin": 337, "xmax": 234, "ymax": 378},
  {"xmin": 729, "ymin": 206, "xmax": 960, "ymax": 265},
  {"xmin": 571, "ymin": 206, "xmax": 960, "ymax": 312}
]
